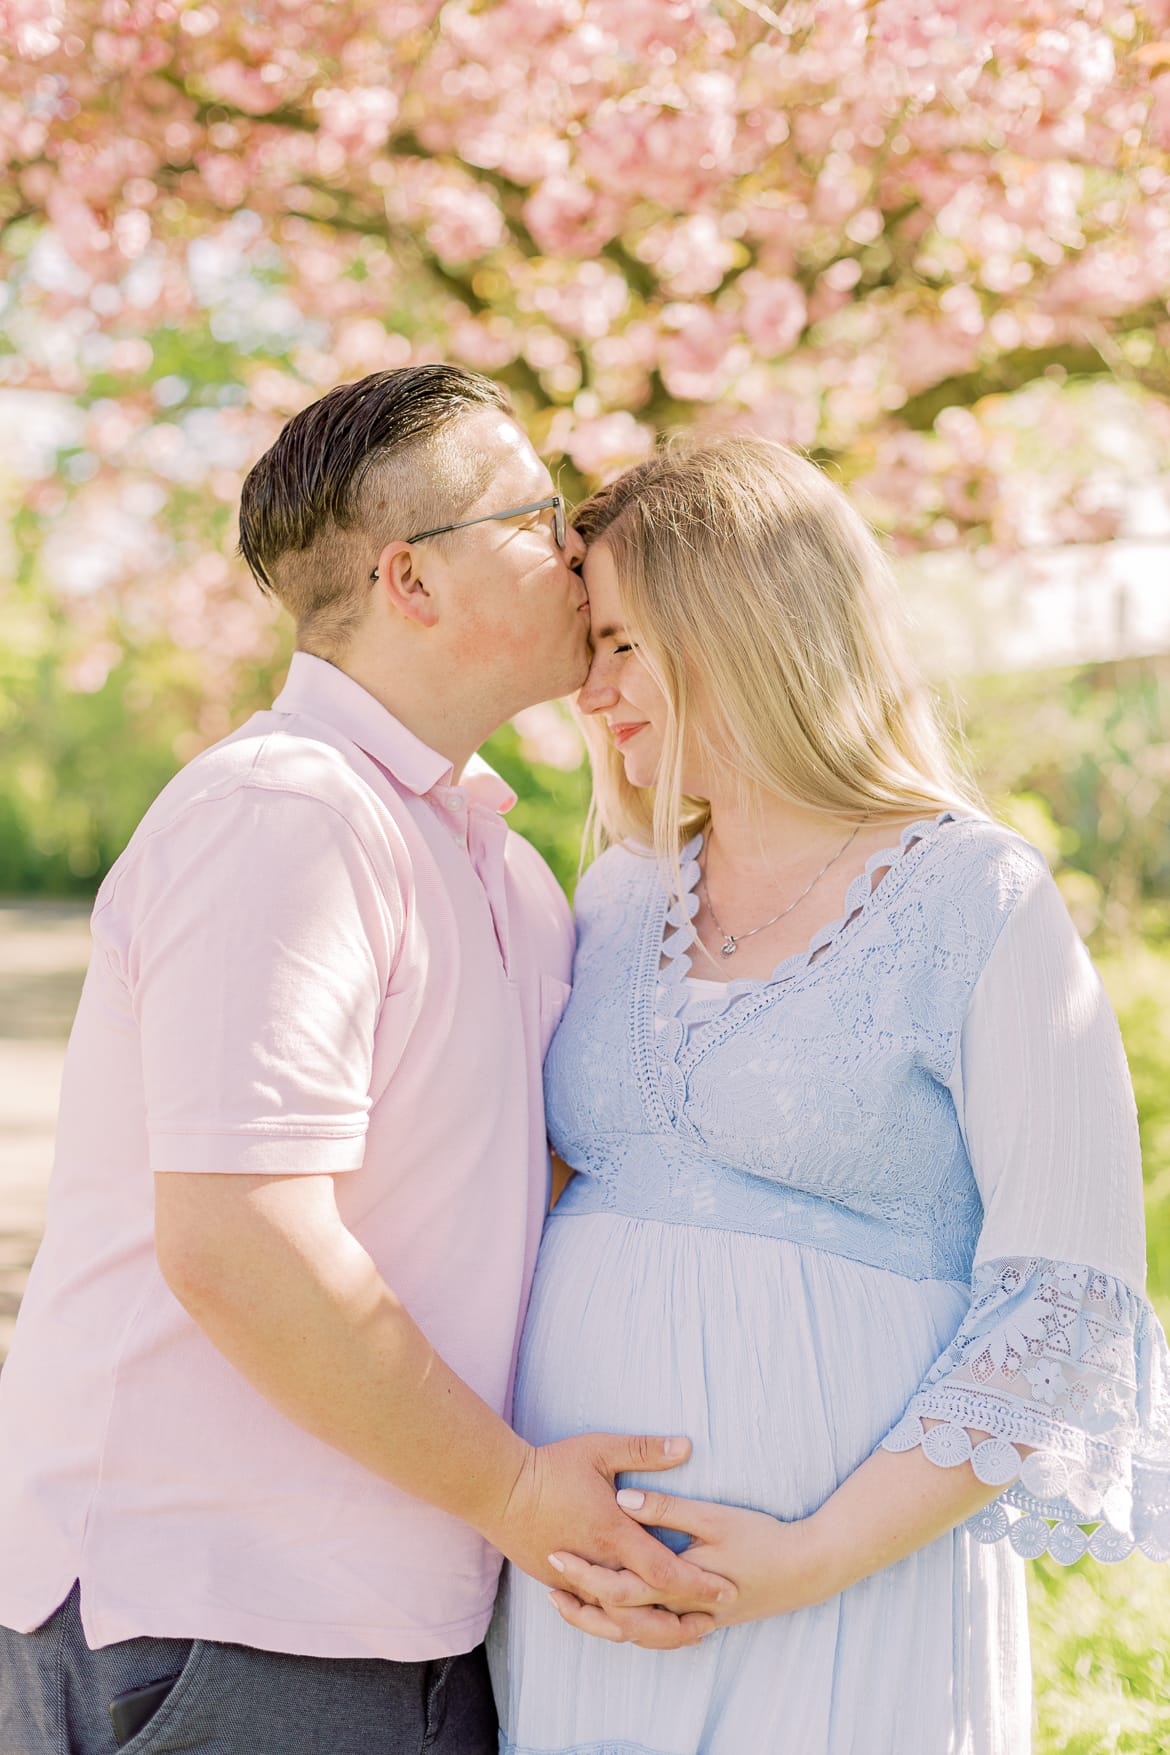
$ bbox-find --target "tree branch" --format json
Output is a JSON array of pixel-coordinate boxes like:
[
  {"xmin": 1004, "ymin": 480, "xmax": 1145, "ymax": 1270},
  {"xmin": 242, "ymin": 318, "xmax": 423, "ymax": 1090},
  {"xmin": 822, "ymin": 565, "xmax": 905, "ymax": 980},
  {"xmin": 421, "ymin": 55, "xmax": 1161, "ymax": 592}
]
[
  {"xmin": 155, "ymin": 67, "xmax": 320, "ymax": 134},
  {"xmin": 898, "ymin": 321, "xmax": 1170, "ymax": 428}
]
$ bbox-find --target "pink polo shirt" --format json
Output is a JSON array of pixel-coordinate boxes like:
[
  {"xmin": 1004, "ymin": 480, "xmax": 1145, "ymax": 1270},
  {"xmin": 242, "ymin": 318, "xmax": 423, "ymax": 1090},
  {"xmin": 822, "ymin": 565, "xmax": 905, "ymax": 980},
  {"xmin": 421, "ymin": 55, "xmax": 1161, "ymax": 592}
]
[{"xmin": 0, "ymin": 653, "xmax": 573, "ymax": 1660}]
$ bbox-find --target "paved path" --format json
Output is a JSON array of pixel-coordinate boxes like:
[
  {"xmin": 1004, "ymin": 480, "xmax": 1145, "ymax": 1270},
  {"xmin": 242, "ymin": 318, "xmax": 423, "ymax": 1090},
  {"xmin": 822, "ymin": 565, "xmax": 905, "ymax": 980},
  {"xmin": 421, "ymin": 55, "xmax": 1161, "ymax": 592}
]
[{"xmin": 0, "ymin": 901, "xmax": 91, "ymax": 1361}]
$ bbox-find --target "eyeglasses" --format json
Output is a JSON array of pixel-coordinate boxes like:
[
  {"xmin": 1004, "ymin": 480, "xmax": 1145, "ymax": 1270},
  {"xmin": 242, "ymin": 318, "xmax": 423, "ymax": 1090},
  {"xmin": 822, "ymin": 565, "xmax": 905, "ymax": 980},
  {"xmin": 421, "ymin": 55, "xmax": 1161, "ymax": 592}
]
[
  {"xmin": 407, "ymin": 494, "xmax": 567, "ymax": 549},
  {"xmin": 369, "ymin": 495, "xmax": 568, "ymax": 581}
]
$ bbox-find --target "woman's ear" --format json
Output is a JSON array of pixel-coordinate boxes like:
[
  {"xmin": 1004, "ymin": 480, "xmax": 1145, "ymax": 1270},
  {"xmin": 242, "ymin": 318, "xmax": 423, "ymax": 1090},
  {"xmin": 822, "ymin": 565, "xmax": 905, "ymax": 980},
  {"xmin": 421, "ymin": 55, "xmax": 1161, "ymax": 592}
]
[{"xmin": 373, "ymin": 539, "xmax": 439, "ymax": 629}]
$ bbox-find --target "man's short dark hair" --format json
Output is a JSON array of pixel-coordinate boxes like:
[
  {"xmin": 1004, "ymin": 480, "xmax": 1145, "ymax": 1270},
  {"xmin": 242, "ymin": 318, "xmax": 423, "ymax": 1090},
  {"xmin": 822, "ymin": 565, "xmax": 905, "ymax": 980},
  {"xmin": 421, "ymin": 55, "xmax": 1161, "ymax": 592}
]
[{"xmin": 238, "ymin": 365, "xmax": 513, "ymax": 656}]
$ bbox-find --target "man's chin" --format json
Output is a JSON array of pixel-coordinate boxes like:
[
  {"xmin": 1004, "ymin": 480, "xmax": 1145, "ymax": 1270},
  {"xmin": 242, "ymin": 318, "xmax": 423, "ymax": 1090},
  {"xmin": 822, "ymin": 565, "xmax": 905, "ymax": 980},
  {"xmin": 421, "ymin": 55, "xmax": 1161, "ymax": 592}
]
[
  {"xmin": 521, "ymin": 638, "xmax": 590, "ymax": 706},
  {"xmin": 556, "ymin": 652, "xmax": 592, "ymax": 699}
]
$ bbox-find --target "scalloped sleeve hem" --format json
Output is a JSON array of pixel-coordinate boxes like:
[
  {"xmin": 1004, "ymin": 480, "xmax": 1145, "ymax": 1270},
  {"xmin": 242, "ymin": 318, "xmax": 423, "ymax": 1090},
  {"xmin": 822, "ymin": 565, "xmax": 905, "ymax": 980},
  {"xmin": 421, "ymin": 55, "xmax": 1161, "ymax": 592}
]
[{"xmin": 880, "ymin": 1255, "xmax": 1170, "ymax": 1565}]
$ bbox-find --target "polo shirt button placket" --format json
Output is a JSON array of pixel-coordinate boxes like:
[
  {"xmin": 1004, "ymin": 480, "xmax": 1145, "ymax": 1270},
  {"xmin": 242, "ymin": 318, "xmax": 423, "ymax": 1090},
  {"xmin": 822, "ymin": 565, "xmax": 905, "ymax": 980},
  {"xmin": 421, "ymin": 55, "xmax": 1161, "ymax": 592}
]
[{"xmin": 440, "ymin": 790, "xmax": 468, "ymax": 841}]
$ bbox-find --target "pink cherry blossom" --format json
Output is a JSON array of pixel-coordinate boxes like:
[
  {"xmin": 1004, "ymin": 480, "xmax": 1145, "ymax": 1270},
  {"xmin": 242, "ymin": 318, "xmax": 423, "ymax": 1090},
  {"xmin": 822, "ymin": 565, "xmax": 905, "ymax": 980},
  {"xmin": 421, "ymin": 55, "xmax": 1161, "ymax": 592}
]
[
  {"xmin": 0, "ymin": 0, "xmax": 1166, "ymax": 717},
  {"xmin": 737, "ymin": 272, "xmax": 808, "ymax": 358},
  {"xmin": 658, "ymin": 305, "xmax": 743, "ymax": 402},
  {"xmin": 524, "ymin": 174, "xmax": 623, "ymax": 256},
  {"xmin": 511, "ymin": 702, "xmax": 586, "ymax": 771},
  {"xmin": 562, "ymin": 411, "xmax": 655, "ymax": 479}
]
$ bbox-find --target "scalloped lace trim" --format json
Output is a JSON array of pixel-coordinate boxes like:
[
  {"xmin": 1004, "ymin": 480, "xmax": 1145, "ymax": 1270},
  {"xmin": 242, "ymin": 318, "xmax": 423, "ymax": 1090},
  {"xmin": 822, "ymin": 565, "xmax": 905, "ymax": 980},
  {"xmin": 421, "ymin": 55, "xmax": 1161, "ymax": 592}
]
[
  {"xmin": 882, "ymin": 1412, "xmax": 1167, "ymax": 1564},
  {"xmin": 880, "ymin": 1255, "xmax": 1170, "ymax": 1566},
  {"xmin": 656, "ymin": 811, "xmax": 958, "ymax": 1031}
]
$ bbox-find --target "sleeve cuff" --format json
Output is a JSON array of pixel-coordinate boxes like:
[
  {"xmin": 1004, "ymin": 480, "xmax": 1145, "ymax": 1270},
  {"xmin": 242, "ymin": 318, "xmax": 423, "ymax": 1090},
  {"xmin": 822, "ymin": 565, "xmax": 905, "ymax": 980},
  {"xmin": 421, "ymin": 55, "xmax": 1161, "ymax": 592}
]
[
  {"xmin": 879, "ymin": 1255, "xmax": 1170, "ymax": 1565},
  {"xmin": 149, "ymin": 1129, "xmax": 368, "ymax": 1175}
]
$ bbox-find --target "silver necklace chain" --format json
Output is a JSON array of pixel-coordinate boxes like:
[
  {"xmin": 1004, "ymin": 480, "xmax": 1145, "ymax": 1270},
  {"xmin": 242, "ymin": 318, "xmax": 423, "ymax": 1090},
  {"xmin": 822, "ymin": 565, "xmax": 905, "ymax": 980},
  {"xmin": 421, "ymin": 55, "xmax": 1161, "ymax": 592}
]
[{"xmin": 699, "ymin": 824, "xmax": 862, "ymax": 959}]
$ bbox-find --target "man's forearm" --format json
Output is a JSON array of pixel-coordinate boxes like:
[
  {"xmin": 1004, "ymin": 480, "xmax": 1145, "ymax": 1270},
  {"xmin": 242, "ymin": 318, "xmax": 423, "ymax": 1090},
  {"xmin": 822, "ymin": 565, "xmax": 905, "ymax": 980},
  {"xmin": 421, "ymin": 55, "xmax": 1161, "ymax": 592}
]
[
  {"xmin": 155, "ymin": 1168, "xmax": 738, "ymax": 1619},
  {"xmin": 155, "ymin": 1170, "xmax": 528, "ymax": 1535}
]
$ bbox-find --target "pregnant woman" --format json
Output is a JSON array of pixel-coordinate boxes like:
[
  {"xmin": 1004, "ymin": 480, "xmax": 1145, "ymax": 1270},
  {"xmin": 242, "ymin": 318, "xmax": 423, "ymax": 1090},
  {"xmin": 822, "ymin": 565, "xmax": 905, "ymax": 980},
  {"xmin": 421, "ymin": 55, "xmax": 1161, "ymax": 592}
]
[{"xmin": 489, "ymin": 437, "xmax": 1170, "ymax": 1754}]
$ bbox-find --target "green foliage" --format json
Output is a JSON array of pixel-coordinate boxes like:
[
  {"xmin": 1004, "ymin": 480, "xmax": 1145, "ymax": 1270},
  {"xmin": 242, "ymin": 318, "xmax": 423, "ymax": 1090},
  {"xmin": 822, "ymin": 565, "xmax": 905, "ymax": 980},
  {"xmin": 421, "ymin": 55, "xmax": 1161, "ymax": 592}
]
[
  {"xmin": 958, "ymin": 656, "xmax": 1170, "ymax": 946},
  {"xmin": 0, "ymin": 603, "xmax": 589, "ymax": 899},
  {"xmin": 481, "ymin": 721, "xmax": 590, "ymax": 899},
  {"xmin": 81, "ymin": 318, "xmax": 256, "ymax": 408},
  {"xmin": 0, "ymin": 582, "xmax": 287, "ymax": 894},
  {"xmin": 1102, "ymin": 949, "xmax": 1170, "ymax": 1320}
]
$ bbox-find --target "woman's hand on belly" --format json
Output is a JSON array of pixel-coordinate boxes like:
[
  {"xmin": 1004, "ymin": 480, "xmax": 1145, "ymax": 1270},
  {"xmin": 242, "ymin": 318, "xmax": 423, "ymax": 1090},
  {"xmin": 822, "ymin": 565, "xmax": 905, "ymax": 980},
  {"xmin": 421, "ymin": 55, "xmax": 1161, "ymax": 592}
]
[{"xmin": 548, "ymin": 1489, "xmax": 831, "ymax": 1640}]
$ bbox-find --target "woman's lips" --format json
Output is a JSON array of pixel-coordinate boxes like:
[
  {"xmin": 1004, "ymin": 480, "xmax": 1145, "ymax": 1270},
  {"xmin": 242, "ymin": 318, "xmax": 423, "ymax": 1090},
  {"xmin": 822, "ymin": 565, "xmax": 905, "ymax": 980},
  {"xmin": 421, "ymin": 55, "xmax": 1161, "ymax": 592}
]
[{"xmin": 611, "ymin": 722, "xmax": 648, "ymax": 748}]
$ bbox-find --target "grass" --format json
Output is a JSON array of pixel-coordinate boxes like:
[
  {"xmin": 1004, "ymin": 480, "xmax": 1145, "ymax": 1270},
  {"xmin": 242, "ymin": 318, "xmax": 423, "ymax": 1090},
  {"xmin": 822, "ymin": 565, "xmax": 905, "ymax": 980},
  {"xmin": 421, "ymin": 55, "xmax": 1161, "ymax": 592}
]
[
  {"xmin": 1030, "ymin": 1555, "xmax": 1170, "ymax": 1753},
  {"xmin": 1030, "ymin": 943, "xmax": 1170, "ymax": 1754}
]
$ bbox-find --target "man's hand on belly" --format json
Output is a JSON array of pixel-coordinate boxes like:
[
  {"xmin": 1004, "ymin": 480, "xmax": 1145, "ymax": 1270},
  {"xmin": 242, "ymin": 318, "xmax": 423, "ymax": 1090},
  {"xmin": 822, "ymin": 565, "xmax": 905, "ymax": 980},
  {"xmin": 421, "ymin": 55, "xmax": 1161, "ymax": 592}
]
[{"xmin": 481, "ymin": 1433, "xmax": 738, "ymax": 1649}]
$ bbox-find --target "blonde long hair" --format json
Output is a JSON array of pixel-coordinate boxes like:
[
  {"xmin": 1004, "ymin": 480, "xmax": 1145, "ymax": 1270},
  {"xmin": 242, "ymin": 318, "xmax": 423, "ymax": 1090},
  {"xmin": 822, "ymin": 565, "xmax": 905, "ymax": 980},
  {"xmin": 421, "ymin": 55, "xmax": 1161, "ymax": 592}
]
[{"xmin": 572, "ymin": 435, "xmax": 982, "ymax": 872}]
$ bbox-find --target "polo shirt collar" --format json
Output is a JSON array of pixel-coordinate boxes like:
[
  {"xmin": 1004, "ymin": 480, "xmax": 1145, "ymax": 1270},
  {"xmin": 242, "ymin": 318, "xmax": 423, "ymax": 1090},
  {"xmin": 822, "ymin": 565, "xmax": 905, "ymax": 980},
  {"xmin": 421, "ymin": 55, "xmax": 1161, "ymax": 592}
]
[{"xmin": 272, "ymin": 652, "xmax": 516, "ymax": 814}]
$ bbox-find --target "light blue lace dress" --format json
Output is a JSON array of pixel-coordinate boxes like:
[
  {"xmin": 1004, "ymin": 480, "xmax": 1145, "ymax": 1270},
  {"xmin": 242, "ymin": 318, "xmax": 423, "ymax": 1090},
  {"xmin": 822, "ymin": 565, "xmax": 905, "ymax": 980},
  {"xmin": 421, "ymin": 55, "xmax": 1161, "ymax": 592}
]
[{"xmin": 488, "ymin": 813, "xmax": 1170, "ymax": 1755}]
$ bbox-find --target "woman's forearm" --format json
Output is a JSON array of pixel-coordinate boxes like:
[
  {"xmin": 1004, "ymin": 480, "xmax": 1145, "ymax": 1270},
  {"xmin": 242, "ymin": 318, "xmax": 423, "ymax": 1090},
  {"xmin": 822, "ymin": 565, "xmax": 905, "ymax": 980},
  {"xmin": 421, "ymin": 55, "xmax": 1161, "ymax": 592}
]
[{"xmin": 806, "ymin": 1425, "xmax": 1005, "ymax": 1596}]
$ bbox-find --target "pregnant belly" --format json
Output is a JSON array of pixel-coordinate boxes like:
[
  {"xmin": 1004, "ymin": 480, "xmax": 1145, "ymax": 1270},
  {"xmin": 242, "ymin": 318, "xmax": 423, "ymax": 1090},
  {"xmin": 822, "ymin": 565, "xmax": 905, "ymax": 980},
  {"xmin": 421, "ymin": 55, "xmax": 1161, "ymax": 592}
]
[{"xmin": 514, "ymin": 1210, "xmax": 969, "ymax": 1523}]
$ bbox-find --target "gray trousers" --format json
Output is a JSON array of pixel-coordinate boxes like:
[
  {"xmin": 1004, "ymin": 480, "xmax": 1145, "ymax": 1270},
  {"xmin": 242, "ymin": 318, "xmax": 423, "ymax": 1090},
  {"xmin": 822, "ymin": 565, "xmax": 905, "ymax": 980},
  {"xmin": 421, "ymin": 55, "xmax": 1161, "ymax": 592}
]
[{"xmin": 0, "ymin": 1585, "xmax": 497, "ymax": 1755}]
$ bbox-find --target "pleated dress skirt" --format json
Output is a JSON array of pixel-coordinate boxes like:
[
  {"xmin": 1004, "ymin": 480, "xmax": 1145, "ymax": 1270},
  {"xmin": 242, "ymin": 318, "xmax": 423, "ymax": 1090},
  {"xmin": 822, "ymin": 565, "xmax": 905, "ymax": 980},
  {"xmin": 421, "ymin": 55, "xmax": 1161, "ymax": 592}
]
[{"xmin": 488, "ymin": 1209, "xmax": 1031, "ymax": 1755}]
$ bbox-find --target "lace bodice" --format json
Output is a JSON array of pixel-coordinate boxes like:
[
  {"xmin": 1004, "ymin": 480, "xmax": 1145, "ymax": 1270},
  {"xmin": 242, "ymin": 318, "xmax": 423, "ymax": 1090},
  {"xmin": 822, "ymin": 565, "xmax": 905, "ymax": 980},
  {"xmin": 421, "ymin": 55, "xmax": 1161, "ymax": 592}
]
[
  {"xmin": 550, "ymin": 815, "xmax": 1014, "ymax": 1281},
  {"xmin": 544, "ymin": 813, "xmax": 1170, "ymax": 1564}
]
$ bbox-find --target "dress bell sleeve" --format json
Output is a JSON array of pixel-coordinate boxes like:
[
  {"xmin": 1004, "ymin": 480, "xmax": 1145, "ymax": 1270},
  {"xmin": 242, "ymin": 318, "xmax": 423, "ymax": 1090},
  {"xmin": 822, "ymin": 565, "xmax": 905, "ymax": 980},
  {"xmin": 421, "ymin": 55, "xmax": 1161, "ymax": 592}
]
[{"xmin": 879, "ymin": 865, "xmax": 1170, "ymax": 1565}]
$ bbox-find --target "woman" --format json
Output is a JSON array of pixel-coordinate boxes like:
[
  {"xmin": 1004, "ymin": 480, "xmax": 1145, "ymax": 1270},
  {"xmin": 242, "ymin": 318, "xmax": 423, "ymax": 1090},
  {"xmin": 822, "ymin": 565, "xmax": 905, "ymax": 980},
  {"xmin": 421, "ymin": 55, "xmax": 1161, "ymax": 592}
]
[{"xmin": 488, "ymin": 437, "xmax": 1170, "ymax": 1754}]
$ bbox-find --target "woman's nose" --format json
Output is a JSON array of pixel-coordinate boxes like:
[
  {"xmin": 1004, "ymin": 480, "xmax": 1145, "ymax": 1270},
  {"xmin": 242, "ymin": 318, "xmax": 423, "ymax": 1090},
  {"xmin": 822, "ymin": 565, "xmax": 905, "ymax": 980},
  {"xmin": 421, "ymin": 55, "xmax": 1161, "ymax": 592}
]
[{"xmin": 578, "ymin": 657, "xmax": 620, "ymax": 716}]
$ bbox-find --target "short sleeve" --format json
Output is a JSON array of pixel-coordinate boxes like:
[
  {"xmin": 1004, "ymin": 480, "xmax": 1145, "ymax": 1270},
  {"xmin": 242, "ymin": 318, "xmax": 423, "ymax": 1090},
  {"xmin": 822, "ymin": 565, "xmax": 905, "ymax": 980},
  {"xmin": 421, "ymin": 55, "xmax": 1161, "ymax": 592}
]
[
  {"xmin": 880, "ymin": 868, "xmax": 1170, "ymax": 1565},
  {"xmin": 126, "ymin": 785, "xmax": 397, "ymax": 1175}
]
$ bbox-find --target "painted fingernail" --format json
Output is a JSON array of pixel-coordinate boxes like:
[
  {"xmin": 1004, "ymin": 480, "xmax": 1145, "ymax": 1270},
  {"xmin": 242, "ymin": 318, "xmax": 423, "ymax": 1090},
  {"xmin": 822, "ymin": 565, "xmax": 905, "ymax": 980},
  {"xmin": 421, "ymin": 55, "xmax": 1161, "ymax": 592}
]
[
  {"xmin": 616, "ymin": 1488, "xmax": 646, "ymax": 1510},
  {"xmin": 547, "ymin": 1554, "xmax": 565, "ymax": 1572}
]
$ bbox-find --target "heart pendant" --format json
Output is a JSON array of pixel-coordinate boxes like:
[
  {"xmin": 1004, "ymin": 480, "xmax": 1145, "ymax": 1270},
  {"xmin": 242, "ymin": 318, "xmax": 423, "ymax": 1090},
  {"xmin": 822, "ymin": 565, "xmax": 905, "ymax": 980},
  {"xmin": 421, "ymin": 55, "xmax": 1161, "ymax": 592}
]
[{"xmin": 720, "ymin": 937, "xmax": 737, "ymax": 957}]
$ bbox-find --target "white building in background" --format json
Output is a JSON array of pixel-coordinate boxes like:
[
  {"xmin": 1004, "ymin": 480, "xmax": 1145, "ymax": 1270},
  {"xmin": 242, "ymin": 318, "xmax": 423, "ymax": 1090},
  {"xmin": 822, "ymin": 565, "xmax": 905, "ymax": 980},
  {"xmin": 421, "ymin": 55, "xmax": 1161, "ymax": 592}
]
[{"xmin": 899, "ymin": 481, "xmax": 1170, "ymax": 678}]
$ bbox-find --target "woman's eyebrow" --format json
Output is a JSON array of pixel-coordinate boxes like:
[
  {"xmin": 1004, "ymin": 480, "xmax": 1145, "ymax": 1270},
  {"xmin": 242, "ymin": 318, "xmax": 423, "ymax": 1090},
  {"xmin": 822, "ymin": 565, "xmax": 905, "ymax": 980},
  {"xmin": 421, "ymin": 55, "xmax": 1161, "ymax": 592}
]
[{"xmin": 593, "ymin": 621, "xmax": 625, "ymax": 640}]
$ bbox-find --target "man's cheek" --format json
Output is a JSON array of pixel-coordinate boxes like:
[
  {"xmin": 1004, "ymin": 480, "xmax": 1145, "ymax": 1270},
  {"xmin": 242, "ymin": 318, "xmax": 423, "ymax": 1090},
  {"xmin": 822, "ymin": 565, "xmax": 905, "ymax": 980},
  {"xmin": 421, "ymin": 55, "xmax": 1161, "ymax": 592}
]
[{"xmin": 451, "ymin": 608, "xmax": 533, "ymax": 665}]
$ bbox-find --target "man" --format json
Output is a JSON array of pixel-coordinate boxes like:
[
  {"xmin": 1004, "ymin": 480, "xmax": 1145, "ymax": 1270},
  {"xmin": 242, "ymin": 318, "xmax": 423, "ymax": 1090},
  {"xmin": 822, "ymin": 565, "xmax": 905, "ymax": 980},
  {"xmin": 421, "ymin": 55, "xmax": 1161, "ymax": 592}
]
[{"xmin": 0, "ymin": 367, "xmax": 727, "ymax": 1755}]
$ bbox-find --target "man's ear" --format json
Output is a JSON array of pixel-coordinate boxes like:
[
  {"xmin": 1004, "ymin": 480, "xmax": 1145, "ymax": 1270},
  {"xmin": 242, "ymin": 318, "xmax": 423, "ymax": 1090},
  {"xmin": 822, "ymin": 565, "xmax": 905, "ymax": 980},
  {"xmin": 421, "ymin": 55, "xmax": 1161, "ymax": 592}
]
[{"xmin": 372, "ymin": 539, "xmax": 439, "ymax": 629}]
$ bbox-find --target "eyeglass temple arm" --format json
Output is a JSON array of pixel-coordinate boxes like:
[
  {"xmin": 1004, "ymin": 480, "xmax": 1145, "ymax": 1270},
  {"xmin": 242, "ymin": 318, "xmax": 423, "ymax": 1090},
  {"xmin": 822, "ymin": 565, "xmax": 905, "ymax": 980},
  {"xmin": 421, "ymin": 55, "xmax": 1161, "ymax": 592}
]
[
  {"xmin": 483, "ymin": 498, "xmax": 560, "ymax": 523},
  {"xmin": 408, "ymin": 498, "xmax": 561, "ymax": 543}
]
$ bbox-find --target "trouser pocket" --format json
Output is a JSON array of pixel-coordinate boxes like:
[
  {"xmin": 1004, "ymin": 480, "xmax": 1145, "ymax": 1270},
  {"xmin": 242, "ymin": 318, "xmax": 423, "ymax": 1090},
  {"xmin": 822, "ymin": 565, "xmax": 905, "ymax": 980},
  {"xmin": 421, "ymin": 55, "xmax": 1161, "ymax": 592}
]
[
  {"xmin": 421, "ymin": 1646, "xmax": 498, "ymax": 1755},
  {"xmin": 109, "ymin": 1643, "xmax": 208, "ymax": 1755}
]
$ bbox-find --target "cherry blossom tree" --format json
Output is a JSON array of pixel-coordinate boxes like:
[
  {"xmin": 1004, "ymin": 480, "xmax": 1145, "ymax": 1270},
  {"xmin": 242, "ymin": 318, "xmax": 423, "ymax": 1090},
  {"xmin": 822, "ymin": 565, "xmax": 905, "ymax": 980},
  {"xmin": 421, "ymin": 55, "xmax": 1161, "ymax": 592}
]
[{"xmin": 2, "ymin": 0, "xmax": 1169, "ymax": 756}]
